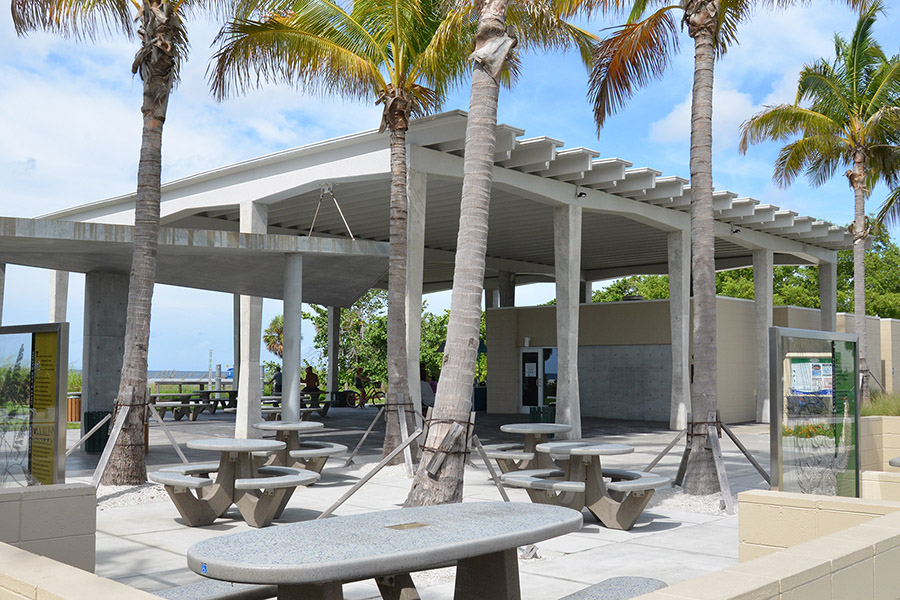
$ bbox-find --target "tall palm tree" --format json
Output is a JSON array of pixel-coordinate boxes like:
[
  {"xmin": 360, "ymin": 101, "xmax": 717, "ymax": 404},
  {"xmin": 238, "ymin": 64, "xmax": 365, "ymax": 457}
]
[
  {"xmin": 12, "ymin": 0, "xmax": 225, "ymax": 484},
  {"xmin": 210, "ymin": 0, "xmax": 473, "ymax": 460},
  {"xmin": 586, "ymin": 0, "xmax": 869, "ymax": 496},
  {"xmin": 740, "ymin": 1, "xmax": 900, "ymax": 405},
  {"xmin": 405, "ymin": 1, "xmax": 595, "ymax": 505}
]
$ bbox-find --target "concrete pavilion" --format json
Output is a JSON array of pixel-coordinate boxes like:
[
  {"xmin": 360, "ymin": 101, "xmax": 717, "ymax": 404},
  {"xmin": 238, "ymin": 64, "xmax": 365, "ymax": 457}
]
[{"xmin": 0, "ymin": 110, "xmax": 853, "ymax": 437}]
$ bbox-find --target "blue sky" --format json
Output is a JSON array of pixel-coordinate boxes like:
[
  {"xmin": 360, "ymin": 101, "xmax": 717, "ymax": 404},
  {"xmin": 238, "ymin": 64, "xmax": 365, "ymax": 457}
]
[{"xmin": 1, "ymin": 3, "xmax": 899, "ymax": 371}]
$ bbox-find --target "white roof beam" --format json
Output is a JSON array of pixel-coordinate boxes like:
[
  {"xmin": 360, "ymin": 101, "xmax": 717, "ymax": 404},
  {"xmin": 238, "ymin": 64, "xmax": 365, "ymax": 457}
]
[
  {"xmin": 577, "ymin": 158, "xmax": 632, "ymax": 188},
  {"xmin": 640, "ymin": 176, "xmax": 688, "ymax": 202},
  {"xmin": 756, "ymin": 210, "xmax": 798, "ymax": 231},
  {"xmin": 535, "ymin": 148, "xmax": 601, "ymax": 181},
  {"xmin": 717, "ymin": 198, "xmax": 759, "ymax": 222},
  {"xmin": 770, "ymin": 215, "xmax": 815, "ymax": 235},
  {"xmin": 600, "ymin": 167, "xmax": 661, "ymax": 194},
  {"xmin": 733, "ymin": 204, "xmax": 777, "ymax": 225},
  {"xmin": 497, "ymin": 137, "xmax": 563, "ymax": 169},
  {"xmin": 793, "ymin": 221, "xmax": 833, "ymax": 239}
]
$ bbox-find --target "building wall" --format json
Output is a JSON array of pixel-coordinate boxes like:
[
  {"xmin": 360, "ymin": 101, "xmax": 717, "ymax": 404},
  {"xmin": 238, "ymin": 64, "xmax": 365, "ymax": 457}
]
[
  {"xmin": 773, "ymin": 305, "xmax": 824, "ymax": 330},
  {"xmin": 716, "ymin": 297, "xmax": 758, "ymax": 423},
  {"xmin": 837, "ymin": 313, "xmax": 885, "ymax": 390},
  {"xmin": 881, "ymin": 320, "xmax": 900, "ymax": 394}
]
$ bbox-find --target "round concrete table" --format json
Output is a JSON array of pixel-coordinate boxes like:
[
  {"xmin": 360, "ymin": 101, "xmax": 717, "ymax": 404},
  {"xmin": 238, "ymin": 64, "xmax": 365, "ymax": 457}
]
[
  {"xmin": 188, "ymin": 502, "xmax": 583, "ymax": 599},
  {"xmin": 500, "ymin": 423, "xmax": 573, "ymax": 469},
  {"xmin": 185, "ymin": 438, "xmax": 285, "ymax": 517},
  {"xmin": 251, "ymin": 421, "xmax": 325, "ymax": 466},
  {"xmin": 890, "ymin": 457, "xmax": 900, "ymax": 468}
]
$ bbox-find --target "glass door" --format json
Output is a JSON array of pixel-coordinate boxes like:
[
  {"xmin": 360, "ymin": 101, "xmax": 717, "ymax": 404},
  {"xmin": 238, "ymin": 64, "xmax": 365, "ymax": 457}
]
[{"xmin": 520, "ymin": 348, "xmax": 558, "ymax": 413}]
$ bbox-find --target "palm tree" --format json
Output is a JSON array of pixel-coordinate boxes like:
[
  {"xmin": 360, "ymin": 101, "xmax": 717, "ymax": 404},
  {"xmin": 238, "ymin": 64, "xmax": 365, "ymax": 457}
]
[
  {"xmin": 264, "ymin": 315, "xmax": 285, "ymax": 357},
  {"xmin": 210, "ymin": 0, "xmax": 473, "ymax": 461},
  {"xmin": 12, "ymin": 0, "xmax": 224, "ymax": 484},
  {"xmin": 740, "ymin": 1, "xmax": 900, "ymax": 405},
  {"xmin": 405, "ymin": 1, "xmax": 595, "ymax": 505},
  {"xmin": 586, "ymin": 0, "xmax": 869, "ymax": 496}
]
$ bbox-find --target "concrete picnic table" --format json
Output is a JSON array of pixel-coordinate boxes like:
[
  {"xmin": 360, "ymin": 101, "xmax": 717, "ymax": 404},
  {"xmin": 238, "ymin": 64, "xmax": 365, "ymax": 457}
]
[
  {"xmin": 502, "ymin": 440, "xmax": 670, "ymax": 530},
  {"xmin": 499, "ymin": 422, "xmax": 573, "ymax": 469},
  {"xmin": 251, "ymin": 420, "xmax": 325, "ymax": 465},
  {"xmin": 890, "ymin": 457, "xmax": 900, "ymax": 468},
  {"xmin": 186, "ymin": 502, "xmax": 583, "ymax": 600}
]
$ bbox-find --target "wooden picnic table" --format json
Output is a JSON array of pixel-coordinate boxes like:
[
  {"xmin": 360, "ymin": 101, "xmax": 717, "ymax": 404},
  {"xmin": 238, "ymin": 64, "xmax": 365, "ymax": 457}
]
[{"xmin": 186, "ymin": 502, "xmax": 583, "ymax": 599}]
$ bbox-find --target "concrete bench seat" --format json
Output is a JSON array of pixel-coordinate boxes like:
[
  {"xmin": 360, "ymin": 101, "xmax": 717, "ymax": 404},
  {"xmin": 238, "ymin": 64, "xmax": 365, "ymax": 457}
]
[
  {"xmin": 149, "ymin": 472, "xmax": 214, "ymax": 490},
  {"xmin": 559, "ymin": 576, "xmax": 668, "ymax": 599},
  {"xmin": 153, "ymin": 580, "xmax": 276, "ymax": 600},
  {"xmin": 501, "ymin": 469, "xmax": 585, "ymax": 493},
  {"xmin": 484, "ymin": 444, "xmax": 535, "ymax": 473},
  {"xmin": 288, "ymin": 441, "xmax": 348, "ymax": 473},
  {"xmin": 602, "ymin": 469, "xmax": 670, "ymax": 495},
  {"xmin": 159, "ymin": 462, "xmax": 220, "ymax": 476},
  {"xmin": 233, "ymin": 466, "xmax": 319, "ymax": 528}
]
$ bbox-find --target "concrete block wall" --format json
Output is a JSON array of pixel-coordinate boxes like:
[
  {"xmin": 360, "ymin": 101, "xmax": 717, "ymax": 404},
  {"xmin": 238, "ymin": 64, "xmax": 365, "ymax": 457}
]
[
  {"xmin": 631, "ymin": 490, "xmax": 900, "ymax": 600},
  {"xmin": 859, "ymin": 416, "xmax": 900, "ymax": 472},
  {"xmin": 0, "ymin": 483, "xmax": 96, "ymax": 572},
  {"xmin": 0, "ymin": 542, "xmax": 157, "ymax": 600},
  {"xmin": 715, "ymin": 297, "xmax": 757, "ymax": 423},
  {"xmin": 882, "ymin": 320, "xmax": 900, "ymax": 394},
  {"xmin": 862, "ymin": 471, "xmax": 900, "ymax": 501}
]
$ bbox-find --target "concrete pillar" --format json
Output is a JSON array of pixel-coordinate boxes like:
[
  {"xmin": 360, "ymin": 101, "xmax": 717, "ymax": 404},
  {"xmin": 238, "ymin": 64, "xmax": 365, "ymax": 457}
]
[
  {"xmin": 233, "ymin": 294, "xmax": 241, "ymax": 390},
  {"xmin": 0, "ymin": 263, "xmax": 5, "ymax": 325},
  {"xmin": 407, "ymin": 168, "xmax": 426, "ymax": 423},
  {"xmin": 282, "ymin": 254, "xmax": 303, "ymax": 422},
  {"xmin": 236, "ymin": 201, "xmax": 268, "ymax": 438},
  {"xmin": 579, "ymin": 281, "xmax": 590, "ymax": 304},
  {"xmin": 554, "ymin": 205, "xmax": 582, "ymax": 440},
  {"xmin": 483, "ymin": 285, "xmax": 497, "ymax": 309},
  {"xmin": 81, "ymin": 272, "xmax": 128, "ymax": 419},
  {"xmin": 327, "ymin": 307, "xmax": 341, "ymax": 399},
  {"xmin": 667, "ymin": 230, "xmax": 690, "ymax": 430},
  {"xmin": 819, "ymin": 260, "xmax": 837, "ymax": 332},
  {"xmin": 753, "ymin": 249, "xmax": 774, "ymax": 424},
  {"xmin": 498, "ymin": 271, "xmax": 516, "ymax": 307},
  {"xmin": 49, "ymin": 271, "xmax": 69, "ymax": 323}
]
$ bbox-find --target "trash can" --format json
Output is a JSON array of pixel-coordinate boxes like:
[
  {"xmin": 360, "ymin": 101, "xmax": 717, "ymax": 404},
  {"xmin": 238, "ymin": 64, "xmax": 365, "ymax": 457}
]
[
  {"xmin": 473, "ymin": 387, "xmax": 487, "ymax": 412},
  {"xmin": 83, "ymin": 410, "xmax": 110, "ymax": 454},
  {"xmin": 529, "ymin": 405, "xmax": 556, "ymax": 423}
]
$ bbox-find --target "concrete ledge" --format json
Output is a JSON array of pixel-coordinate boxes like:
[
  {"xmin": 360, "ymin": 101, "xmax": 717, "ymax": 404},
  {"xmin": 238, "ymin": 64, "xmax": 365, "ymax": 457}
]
[
  {"xmin": 0, "ymin": 483, "xmax": 96, "ymax": 571},
  {"xmin": 0, "ymin": 542, "xmax": 158, "ymax": 600}
]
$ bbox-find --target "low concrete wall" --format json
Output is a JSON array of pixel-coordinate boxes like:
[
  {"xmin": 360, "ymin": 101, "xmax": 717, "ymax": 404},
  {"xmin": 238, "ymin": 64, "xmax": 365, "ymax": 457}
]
[
  {"xmin": 0, "ymin": 542, "xmax": 157, "ymax": 600},
  {"xmin": 0, "ymin": 483, "xmax": 97, "ymax": 572},
  {"xmin": 859, "ymin": 415, "xmax": 900, "ymax": 472},
  {"xmin": 862, "ymin": 470, "xmax": 900, "ymax": 502},
  {"xmin": 633, "ymin": 490, "xmax": 900, "ymax": 599}
]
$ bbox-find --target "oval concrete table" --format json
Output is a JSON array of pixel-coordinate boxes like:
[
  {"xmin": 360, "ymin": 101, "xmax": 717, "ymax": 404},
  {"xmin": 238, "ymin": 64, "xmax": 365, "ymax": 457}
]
[
  {"xmin": 890, "ymin": 457, "xmax": 900, "ymax": 468},
  {"xmin": 188, "ymin": 502, "xmax": 583, "ymax": 600},
  {"xmin": 251, "ymin": 421, "xmax": 325, "ymax": 463},
  {"xmin": 500, "ymin": 423, "xmax": 573, "ymax": 469},
  {"xmin": 185, "ymin": 438, "xmax": 286, "ymax": 519}
]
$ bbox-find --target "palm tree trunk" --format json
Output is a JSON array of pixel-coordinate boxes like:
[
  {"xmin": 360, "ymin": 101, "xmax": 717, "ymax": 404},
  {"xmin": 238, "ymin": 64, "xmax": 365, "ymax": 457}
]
[
  {"xmin": 851, "ymin": 153, "xmax": 869, "ymax": 403},
  {"xmin": 405, "ymin": 0, "xmax": 511, "ymax": 506},
  {"xmin": 682, "ymin": 0, "xmax": 720, "ymax": 496},
  {"xmin": 101, "ymin": 1, "xmax": 174, "ymax": 485},
  {"xmin": 384, "ymin": 123, "xmax": 414, "ymax": 462}
]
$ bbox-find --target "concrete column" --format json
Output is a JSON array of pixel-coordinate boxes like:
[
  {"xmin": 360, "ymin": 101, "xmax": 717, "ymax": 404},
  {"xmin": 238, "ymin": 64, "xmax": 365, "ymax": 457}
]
[
  {"xmin": 232, "ymin": 294, "xmax": 241, "ymax": 390},
  {"xmin": 327, "ymin": 307, "xmax": 341, "ymax": 399},
  {"xmin": 498, "ymin": 271, "xmax": 516, "ymax": 307},
  {"xmin": 282, "ymin": 254, "xmax": 303, "ymax": 422},
  {"xmin": 81, "ymin": 272, "xmax": 129, "ymax": 419},
  {"xmin": 579, "ymin": 281, "xmax": 590, "ymax": 304},
  {"xmin": 236, "ymin": 201, "xmax": 268, "ymax": 438},
  {"xmin": 483, "ymin": 285, "xmax": 497, "ymax": 309},
  {"xmin": 0, "ymin": 263, "xmax": 6, "ymax": 325},
  {"xmin": 753, "ymin": 249, "xmax": 774, "ymax": 424},
  {"xmin": 407, "ymin": 168, "xmax": 426, "ymax": 423},
  {"xmin": 819, "ymin": 261, "xmax": 837, "ymax": 332},
  {"xmin": 49, "ymin": 271, "xmax": 69, "ymax": 323},
  {"xmin": 554, "ymin": 205, "xmax": 582, "ymax": 440},
  {"xmin": 667, "ymin": 230, "xmax": 690, "ymax": 430}
]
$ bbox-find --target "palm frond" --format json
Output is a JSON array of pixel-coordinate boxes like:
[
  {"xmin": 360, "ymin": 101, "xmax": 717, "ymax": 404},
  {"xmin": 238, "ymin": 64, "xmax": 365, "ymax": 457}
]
[
  {"xmin": 507, "ymin": 0, "xmax": 598, "ymax": 64},
  {"xmin": 739, "ymin": 104, "xmax": 842, "ymax": 152},
  {"xmin": 875, "ymin": 185, "xmax": 900, "ymax": 228},
  {"xmin": 588, "ymin": 5, "xmax": 679, "ymax": 129},
  {"xmin": 11, "ymin": 0, "xmax": 133, "ymax": 39},
  {"xmin": 773, "ymin": 135, "xmax": 846, "ymax": 188}
]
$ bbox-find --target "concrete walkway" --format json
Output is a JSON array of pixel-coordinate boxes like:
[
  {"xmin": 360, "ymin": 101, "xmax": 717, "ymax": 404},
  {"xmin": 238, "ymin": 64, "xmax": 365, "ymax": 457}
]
[{"xmin": 66, "ymin": 408, "xmax": 771, "ymax": 599}]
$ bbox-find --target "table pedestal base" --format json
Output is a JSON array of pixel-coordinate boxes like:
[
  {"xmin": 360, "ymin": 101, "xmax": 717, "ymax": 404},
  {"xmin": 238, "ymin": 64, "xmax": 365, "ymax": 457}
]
[
  {"xmin": 454, "ymin": 549, "xmax": 520, "ymax": 600},
  {"xmin": 375, "ymin": 574, "xmax": 420, "ymax": 599}
]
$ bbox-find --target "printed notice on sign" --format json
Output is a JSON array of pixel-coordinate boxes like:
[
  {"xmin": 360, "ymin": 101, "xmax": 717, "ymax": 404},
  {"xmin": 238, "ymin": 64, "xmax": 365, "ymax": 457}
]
[{"xmin": 29, "ymin": 332, "xmax": 58, "ymax": 485}]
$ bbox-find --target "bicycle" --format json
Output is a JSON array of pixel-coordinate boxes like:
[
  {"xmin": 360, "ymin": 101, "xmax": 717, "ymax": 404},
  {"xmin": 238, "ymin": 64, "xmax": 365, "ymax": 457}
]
[{"xmin": 345, "ymin": 382, "xmax": 385, "ymax": 408}]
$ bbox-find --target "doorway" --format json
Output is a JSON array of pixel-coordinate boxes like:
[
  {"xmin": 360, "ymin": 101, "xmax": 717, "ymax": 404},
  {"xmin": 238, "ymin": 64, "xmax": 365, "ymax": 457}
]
[{"xmin": 520, "ymin": 347, "xmax": 558, "ymax": 413}]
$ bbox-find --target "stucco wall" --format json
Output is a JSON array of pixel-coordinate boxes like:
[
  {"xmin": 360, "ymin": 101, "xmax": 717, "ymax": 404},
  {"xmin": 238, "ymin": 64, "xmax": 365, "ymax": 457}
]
[
  {"xmin": 880, "ymin": 320, "xmax": 900, "ymax": 394},
  {"xmin": 837, "ymin": 313, "xmax": 884, "ymax": 390},
  {"xmin": 716, "ymin": 297, "xmax": 758, "ymax": 423},
  {"xmin": 773, "ymin": 305, "xmax": 824, "ymax": 330}
]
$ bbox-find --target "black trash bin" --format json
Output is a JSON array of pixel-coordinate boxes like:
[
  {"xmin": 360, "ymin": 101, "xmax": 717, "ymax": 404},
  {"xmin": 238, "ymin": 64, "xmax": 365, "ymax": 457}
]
[
  {"xmin": 83, "ymin": 410, "xmax": 110, "ymax": 453},
  {"xmin": 529, "ymin": 405, "xmax": 556, "ymax": 423}
]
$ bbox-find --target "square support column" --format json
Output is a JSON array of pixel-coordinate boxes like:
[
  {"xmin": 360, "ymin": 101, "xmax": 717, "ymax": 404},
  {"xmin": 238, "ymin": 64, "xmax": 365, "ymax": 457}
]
[
  {"xmin": 49, "ymin": 270, "xmax": 68, "ymax": 323},
  {"xmin": 579, "ymin": 281, "xmax": 591, "ymax": 304},
  {"xmin": 483, "ymin": 285, "xmax": 498, "ymax": 309},
  {"xmin": 327, "ymin": 307, "xmax": 341, "ymax": 400},
  {"xmin": 668, "ymin": 230, "xmax": 690, "ymax": 431},
  {"xmin": 406, "ymin": 168, "xmax": 426, "ymax": 423},
  {"xmin": 236, "ymin": 201, "xmax": 268, "ymax": 438},
  {"xmin": 819, "ymin": 260, "xmax": 837, "ymax": 332},
  {"xmin": 82, "ymin": 272, "xmax": 128, "ymax": 418},
  {"xmin": 232, "ymin": 294, "xmax": 241, "ymax": 390},
  {"xmin": 753, "ymin": 249, "xmax": 773, "ymax": 424},
  {"xmin": 554, "ymin": 205, "xmax": 582, "ymax": 440},
  {"xmin": 282, "ymin": 253, "xmax": 303, "ymax": 422},
  {"xmin": 0, "ymin": 264, "xmax": 5, "ymax": 325},
  {"xmin": 498, "ymin": 271, "xmax": 516, "ymax": 307}
]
